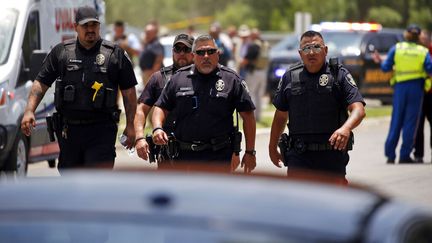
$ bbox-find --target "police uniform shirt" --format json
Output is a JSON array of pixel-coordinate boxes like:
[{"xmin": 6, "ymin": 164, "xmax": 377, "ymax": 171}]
[
  {"xmin": 155, "ymin": 65, "xmax": 255, "ymax": 142},
  {"xmin": 36, "ymin": 38, "xmax": 137, "ymax": 118},
  {"xmin": 274, "ymin": 62, "xmax": 364, "ymax": 111},
  {"xmin": 273, "ymin": 62, "xmax": 365, "ymax": 142},
  {"xmin": 138, "ymin": 65, "xmax": 176, "ymax": 106}
]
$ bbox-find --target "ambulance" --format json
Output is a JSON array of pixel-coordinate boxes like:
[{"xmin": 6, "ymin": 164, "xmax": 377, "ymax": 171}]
[{"xmin": 0, "ymin": 0, "xmax": 105, "ymax": 176}]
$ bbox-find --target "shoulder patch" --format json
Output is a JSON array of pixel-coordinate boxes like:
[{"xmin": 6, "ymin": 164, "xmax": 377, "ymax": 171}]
[
  {"xmin": 276, "ymin": 77, "xmax": 283, "ymax": 92},
  {"xmin": 123, "ymin": 51, "xmax": 132, "ymax": 64},
  {"xmin": 241, "ymin": 80, "xmax": 250, "ymax": 93},
  {"xmin": 345, "ymin": 73, "xmax": 357, "ymax": 87}
]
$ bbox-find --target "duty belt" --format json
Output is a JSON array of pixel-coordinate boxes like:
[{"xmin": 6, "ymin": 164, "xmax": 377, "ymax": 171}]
[
  {"xmin": 63, "ymin": 117, "xmax": 111, "ymax": 125},
  {"xmin": 290, "ymin": 138, "xmax": 333, "ymax": 153},
  {"xmin": 178, "ymin": 135, "xmax": 231, "ymax": 152},
  {"xmin": 179, "ymin": 141, "xmax": 213, "ymax": 152}
]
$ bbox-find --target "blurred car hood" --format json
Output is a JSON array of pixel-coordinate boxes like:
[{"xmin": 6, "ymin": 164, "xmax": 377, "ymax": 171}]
[{"xmin": 0, "ymin": 171, "xmax": 430, "ymax": 242}]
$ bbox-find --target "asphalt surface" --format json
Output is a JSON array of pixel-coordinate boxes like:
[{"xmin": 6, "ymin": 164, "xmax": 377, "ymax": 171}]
[{"xmin": 27, "ymin": 116, "xmax": 432, "ymax": 210}]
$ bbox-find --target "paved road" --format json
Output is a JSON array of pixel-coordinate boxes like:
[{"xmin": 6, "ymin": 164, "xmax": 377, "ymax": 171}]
[{"xmin": 27, "ymin": 116, "xmax": 432, "ymax": 210}]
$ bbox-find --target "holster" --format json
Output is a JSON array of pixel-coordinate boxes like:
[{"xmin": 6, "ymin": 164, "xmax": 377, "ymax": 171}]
[
  {"xmin": 167, "ymin": 136, "xmax": 179, "ymax": 159},
  {"xmin": 278, "ymin": 133, "xmax": 290, "ymax": 165},
  {"xmin": 111, "ymin": 109, "xmax": 121, "ymax": 123},
  {"xmin": 347, "ymin": 132, "xmax": 354, "ymax": 150},
  {"xmin": 46, "ymin": 116, "xmax": 55, "ymax": 142},
  {"xmin": 146, "ymin": 134, "xmax": 158, "ymax": 163},
  {"xmin": 46, "ymin": 112, "xmax": 63, "ymax": 142},
  {"xmin": 231, "ymin": 131, "xmax": 242, "ymax": 155}
]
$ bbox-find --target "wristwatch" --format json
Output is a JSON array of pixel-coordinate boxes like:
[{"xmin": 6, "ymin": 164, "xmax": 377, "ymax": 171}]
[{"xmin": 245, "ymin": 149, "xmax": 256, "ymax": 156}]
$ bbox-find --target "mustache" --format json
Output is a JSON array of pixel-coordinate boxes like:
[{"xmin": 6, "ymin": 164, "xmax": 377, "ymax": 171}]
[{"xmin": 85, "ymin": 32, "xmax": 96, "ymax": 35}]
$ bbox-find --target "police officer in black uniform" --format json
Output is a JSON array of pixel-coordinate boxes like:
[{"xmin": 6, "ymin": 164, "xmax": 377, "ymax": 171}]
[
  {"xmin": 152, "ymin": 34, "xmax": 257, "ymax": 173},
  {"xmin": 269, "ymin": 30, "xmax": 366, "ymax": 182},
  {"xmin": 134, "ymin": 33, "xmax": 194, "ymax": 163},
  {"xmin": 21, "ymin": 6, "xmax": 137, "ymax": 170}
]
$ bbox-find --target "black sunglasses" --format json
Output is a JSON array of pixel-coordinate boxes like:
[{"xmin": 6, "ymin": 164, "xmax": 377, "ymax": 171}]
[
  {"xmin": 195, "ymin": 48, "xmax": 218, "ymax": 56},
  {"xmin": 299, "ymin": 44, "xmax": 323, "ymax": 54},
  {"xmin": 173, "ymin": 45, "xmax": 192, "ymax": 53}
]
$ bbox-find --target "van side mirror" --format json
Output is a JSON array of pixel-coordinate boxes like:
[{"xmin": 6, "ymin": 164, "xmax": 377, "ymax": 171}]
[{"xmin": 29, "ymin": 50, "xmax": 48, "ymax": 81}]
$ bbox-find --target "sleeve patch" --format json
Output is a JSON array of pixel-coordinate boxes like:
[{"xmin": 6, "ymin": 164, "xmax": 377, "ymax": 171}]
[
  {"xmin": 345, "ymin": 73, "xmax": 357, "ymax": 87},
  {"xmin": 241, "ymin": 80, "xmax": 250, "ymax": 93}
]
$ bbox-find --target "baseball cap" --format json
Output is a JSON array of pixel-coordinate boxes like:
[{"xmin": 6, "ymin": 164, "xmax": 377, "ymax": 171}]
[
  {"xmin": 75, "ymin": 6, "xmax": 100, "ymax": 25},
  {"xmin": 406, "ymin": 24, "xmax": 421, "ymax": 35},
  {"xmin": 173, "ymin": 34, "xmax": 194, "ymax": 48}
]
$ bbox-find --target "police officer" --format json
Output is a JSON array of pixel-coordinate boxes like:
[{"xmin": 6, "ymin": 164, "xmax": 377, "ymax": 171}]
[
  {"xmin": 152, "ymin": 34, "xmax": 256, "ymax": 173},
  {"xmin": 21, "ymin": 6, "xmax": 137, "ymax": 170},
  {"xmin": 373, "ymin": 24, "xmax": 432, "ymax": 164},
  {"xmin": 269, "ymin": 30, "xmax": 365, "ymax": 182},
  {"xmin": 134, "ymin": 33, "xmax": 194, "ymax": 164}
]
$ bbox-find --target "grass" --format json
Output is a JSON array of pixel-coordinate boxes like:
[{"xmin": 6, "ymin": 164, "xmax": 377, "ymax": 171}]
[{"xmin": 365, "ymin": 105, "xmax": 392, "ymax": 118}]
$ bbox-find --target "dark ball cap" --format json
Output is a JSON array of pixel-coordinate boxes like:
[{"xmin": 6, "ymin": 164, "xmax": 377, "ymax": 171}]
[
  {"xmin": 173, "ymin": 34, "xmax": 194, "ymax": 48},
  {"xmin": 75, "ymin": 6, "xmax": 100, "ymax": 25},
  {"xmin": 406, "ymin": 24, "xmax": 421, "ymax": 35}
]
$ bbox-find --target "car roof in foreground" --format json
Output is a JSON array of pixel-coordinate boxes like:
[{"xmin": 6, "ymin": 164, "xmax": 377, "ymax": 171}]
[{"xmin": 0, "ymin": 170, "xmax": 430, "ymax": 242}]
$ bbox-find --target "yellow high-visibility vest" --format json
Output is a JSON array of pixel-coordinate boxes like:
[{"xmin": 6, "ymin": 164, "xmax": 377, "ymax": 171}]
[
  {"xmin": 394, "ymin": 42, "xmax": 428, "ymax": 83},
  {"xmin": 425, "ymin": 77, "xmax": 432, "ymax": 92}
]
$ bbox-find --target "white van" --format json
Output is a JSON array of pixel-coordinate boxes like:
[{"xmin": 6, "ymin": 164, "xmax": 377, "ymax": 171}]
[{"xmin": 0, "ymin": 0, "xmax": 105, "ymax": 176}]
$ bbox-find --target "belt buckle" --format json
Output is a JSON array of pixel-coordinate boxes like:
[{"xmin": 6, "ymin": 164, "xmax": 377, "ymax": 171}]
[
  {"xmin": 294, "ymin": 138, "xmax": 306, "ymax": 154},
  {"xmin": 190, "ymin": 144, "xmax": 199, "ymax": 151},
  {"xmin": 190, "ymin": 141, "xmax": 203, "ymax": 151}
]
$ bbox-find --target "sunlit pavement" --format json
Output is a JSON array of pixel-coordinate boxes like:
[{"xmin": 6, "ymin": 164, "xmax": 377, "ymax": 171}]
[{"xmin": 27, "ymin": 116, "xmax": 432, "ymax": 210}]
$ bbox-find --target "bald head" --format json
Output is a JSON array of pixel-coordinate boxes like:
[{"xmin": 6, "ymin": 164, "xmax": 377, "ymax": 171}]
[{"xmin": 144, "ymin": 23, "xmax": 158, "ymax": 42}]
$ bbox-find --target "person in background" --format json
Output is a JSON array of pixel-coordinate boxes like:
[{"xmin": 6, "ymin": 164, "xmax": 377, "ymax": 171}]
[
  {"xmin": 237, "ymin": 25, "xmax": 251, "ymax": 78},
  {"xmin": 414, "ymin": 30, "xmax": 432, "ymax": 163},
  {"xmin": 373, "ymin": 24, "xmax": 432, "ymax": 164},
  {"xmin": 105, "ymin": 20, "xmax": 141, "ymax": 64},
  {"xmin": 209, "ymin": 22, "xmax": 232, "ymax": 67},
  {"xmin": 239, "ymin": 28, "xmax": 269, "ymax": 122},
  {"xmin": 139, "ymin": 22, "xmax": 164, "ymax": 87}
]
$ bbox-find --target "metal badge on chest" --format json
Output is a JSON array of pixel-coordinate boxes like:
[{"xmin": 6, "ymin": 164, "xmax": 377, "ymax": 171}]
[
  {"xmin": 319, "ymin": 74, "xmax": 329, "ymax": 86},
  {"xmin": 95, "ymin": 53, "xmax": 105, "ymax": 66},
  {"xmin": 215, "ymin": 79, "xmax": 225, "ymax": 91}
]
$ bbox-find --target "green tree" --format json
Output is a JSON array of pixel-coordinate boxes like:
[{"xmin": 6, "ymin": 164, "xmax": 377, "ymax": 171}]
[
  {"xmin": 367, "ymin": 6, "xmax": 403, "ymax": 27},
  {"xmin": 215, "ymin": 3, "xmax": 257, "ymax": 29}
]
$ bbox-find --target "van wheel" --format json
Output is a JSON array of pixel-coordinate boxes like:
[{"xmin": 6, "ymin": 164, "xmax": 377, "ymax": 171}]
[
  {"xmin": 4, "ymin": 132, "xmax": 28, "ymax": 177},
  {"xmin": 47, "ymin": 159, "xmax": 56, "ymax": 168}
]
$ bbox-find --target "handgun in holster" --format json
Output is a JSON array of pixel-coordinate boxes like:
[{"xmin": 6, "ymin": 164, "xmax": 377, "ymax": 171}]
[
  {"xmin": 232, "ymin": 111, "xmax": 242, "ymax": 155},
  {"xmin": 109, "ymin": 109, "xmax": 121, "ymax": 123},
  {"xmin": 278, "ymin": 133, "xmax": 290, "ymax": 165},
  {"xmin": 347, "ymin": 132, "xmax": 354, "ymax": 150},
  {"xmin": 46, "ymin": 116, "xmax": 56, "ymax": 142},
  {"xmin": 232, "ymin": 131, "xmax": 242, "ymax": 155},
  {"xmin": 146, "ymin": 134, "xmax": 157, "ymax": 163},
  {"xmin": 46, "ymin": 112, "xmax": 62, "ymax": 142},
  {"xmin": 167, "ymin": 135, "xmax": 179, "ymax": 160}
]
